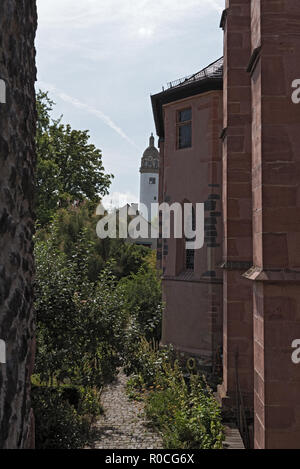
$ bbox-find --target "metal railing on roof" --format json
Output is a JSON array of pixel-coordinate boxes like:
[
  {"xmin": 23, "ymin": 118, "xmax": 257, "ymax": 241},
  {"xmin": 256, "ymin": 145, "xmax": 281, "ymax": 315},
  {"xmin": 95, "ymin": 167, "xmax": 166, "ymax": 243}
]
[{"xmin": 167, "ymin": 57, "xmax": 223, "ymax": 89}]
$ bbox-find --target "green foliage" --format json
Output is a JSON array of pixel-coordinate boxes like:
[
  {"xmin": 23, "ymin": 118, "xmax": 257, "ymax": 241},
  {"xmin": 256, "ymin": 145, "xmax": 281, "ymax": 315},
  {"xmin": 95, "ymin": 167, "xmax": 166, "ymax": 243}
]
[
  {"xmin": 36, "ymin": 90, "xmax": 112, "ymax": 226},
  {"xmin": 121, "ymin": 266, "xmax": 162, "ymax": 342},
  {"xmin": 108, "ymin": 241, "xmax": 151, "ymax": 280},
  {"xmin": 119, "ymin": 253, "xmax": 164, "ymax": 381},
  {"xmin": 123, "ymin": 338, "xmax": 173, "ymax": 388},
  {"xmin": 123, "ymin": 336, "xmax": 224, "ymax": 449},
  {"xmin": 144, "ymin": 361, "xmax": 224, "ymax": 449},
  {"xmin": 36, "ymin": 203, "xmax": 149, "ymax": 282},
  {"xmin": 126, "ymin": 374, "xmax": 146, "ymax": 401},
  {"xmin": 34, "ymin": 221, "xmax": 127, "ymax": 388},
  {"xmin": 31, "ymin": 385, "xmax": 91, "ymax": 449},
  {"xmin": 78, "ymin": 387, "xmax": 103, "ymax": 418}
]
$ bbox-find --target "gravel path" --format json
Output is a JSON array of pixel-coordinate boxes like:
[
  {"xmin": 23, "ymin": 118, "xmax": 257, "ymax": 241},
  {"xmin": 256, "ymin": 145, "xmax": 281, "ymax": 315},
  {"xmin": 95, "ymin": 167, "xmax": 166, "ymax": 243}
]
[{"xmin": 88, "ymin": 371, "xmax": 163, "ymax": 449}]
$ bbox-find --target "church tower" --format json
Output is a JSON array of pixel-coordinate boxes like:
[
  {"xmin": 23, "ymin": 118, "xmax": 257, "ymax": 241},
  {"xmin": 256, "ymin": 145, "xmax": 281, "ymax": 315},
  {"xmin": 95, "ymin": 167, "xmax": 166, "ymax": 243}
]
[{"xmin": 139, "ymin": 133, "xmax": 159, "ymax": 221}]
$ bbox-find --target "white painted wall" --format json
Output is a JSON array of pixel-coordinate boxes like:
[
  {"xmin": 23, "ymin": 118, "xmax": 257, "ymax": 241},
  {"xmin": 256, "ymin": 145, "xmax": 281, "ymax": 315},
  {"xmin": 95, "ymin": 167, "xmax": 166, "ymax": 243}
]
[{"xmin": 139, "ymin": 172, "xmax": 158, "ymax": 221}]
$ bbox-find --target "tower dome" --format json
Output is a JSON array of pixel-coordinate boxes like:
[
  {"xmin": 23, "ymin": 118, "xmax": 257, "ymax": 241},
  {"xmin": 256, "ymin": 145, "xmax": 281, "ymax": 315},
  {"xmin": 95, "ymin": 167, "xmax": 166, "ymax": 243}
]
[{"xmin": 140, "ymin": 133, "xmax": 159, "ymax": 173}]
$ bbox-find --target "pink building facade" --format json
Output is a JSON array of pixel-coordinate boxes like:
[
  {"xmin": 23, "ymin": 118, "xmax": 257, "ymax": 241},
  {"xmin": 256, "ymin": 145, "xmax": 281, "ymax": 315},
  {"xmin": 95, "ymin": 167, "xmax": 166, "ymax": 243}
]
[{"xmin": 152, "ymin": 60, "xmax": 224, "ymax": 373}]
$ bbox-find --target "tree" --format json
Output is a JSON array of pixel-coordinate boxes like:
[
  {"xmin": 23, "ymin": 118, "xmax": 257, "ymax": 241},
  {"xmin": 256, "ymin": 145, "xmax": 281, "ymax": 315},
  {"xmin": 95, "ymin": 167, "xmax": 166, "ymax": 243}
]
[
  {"xmin": 36, "ymin": 91, "xmax": 113, "ymax": 226},
  {"xmin": 34, "ymin": 225, "xmax": 128, "ymax": 388},
  {"xmin": 36, "ymin": 203, "xmax": 150, "ymax": 282}
]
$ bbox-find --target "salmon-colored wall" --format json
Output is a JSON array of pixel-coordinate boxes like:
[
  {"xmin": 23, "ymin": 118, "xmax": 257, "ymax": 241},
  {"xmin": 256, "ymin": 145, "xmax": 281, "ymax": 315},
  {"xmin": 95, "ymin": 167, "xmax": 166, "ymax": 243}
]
[{"xmin": 159, "ymin": 90, "xmax": 224, "ymax": 364}]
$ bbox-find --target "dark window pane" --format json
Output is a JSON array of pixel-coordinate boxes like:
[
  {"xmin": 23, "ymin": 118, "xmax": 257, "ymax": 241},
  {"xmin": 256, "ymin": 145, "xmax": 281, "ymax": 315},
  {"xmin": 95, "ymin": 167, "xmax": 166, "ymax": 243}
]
[
  {"xmin": 185, "ymin": 249, "xmax": 195, "ymax": 270},
  {"xmin": 149, "ymin": 177, "xmax": 156, "ymax": 184},
  {"xmin": 179, "ymin": 108, "xmax": 192, "ymax": 122},
  {"xmin": 179, "ymin": 123, "xmax": 192, "ymax": 148}
]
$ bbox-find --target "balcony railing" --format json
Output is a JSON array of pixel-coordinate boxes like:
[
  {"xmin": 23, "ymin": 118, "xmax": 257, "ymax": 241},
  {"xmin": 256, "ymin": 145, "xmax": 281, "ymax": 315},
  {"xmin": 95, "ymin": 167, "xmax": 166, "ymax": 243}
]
[{"xmin": 167, "ymin": 57, "xmax": 223, "ymax": 89}]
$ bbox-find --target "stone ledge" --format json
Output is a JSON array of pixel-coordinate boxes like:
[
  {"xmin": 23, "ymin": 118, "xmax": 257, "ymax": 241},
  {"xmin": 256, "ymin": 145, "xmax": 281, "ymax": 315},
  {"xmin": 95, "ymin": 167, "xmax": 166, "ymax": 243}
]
[
  {"xmin": 162, "ymin": 274, "xmax": 223, "ymax": 284},
  {"xmin": 219, "ymin": 260, "xmax": 252, "ymax": 271},
  {"xmin": 243, "ymin": 266, "xmax": 300, "ymax": 283}
]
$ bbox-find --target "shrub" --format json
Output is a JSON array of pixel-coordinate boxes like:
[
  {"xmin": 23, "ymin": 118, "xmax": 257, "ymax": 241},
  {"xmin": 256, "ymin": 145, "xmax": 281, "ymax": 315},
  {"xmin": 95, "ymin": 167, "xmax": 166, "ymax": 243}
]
[
  {"xmin": 78, "ymin": 387, "xmax": 103, "ymax": 418},
  {"xmin": 120, "ymin": 258, "xmax": 163, "ymax": 344},
  {"xmin": 31, "ymin": 382, "xmax": 103, "ymax": 449},
  {"xmin": 36, "ymin": 203, "xmax": 150, "ymax": 282},
  {"xmin": 126, "ymin": 374, "xmax": 146, "ymax": 401},
  {"xmin": 34, "ymin": 225, "xmax": 127, "ymax": 387},
  {"xmin": 123, "ymin": 337, "xmax": 174, "ymax": 387},
  {"xmin": 120, "ymin": 253, "xmax": 164, "ymax": 379},
  {"xmin": 32, "ymin": 386, "xmax": 90, "ymax": 449},
  {"xmin": 144, "ymin": 361, "xmax": 224, "ymax": 449}
]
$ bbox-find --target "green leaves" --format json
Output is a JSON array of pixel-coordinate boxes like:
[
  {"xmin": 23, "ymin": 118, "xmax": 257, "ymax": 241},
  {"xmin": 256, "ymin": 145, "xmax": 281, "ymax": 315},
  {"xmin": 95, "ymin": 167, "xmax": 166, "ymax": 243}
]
[
  {"xmin": 120, "ymin": 258, "xmax": 163, "ymax": 344},
  {"xmin": 35, "ymin": 90, "xmax": 113, "ymax": 226},
  {"xmin": 144, "ymin": 364, "xmax": 225, "ymax": 449},
  {"xmin": 34, "ymin": 222, "xmax": 127, "ymax": 388}
]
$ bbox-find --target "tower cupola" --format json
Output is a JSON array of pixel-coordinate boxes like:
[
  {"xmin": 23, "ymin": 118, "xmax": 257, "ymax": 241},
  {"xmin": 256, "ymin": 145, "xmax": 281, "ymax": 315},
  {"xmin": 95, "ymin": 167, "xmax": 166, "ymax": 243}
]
[{"xmin": 139, "ymin": 133, "xmax": 159, "ymax": 221}]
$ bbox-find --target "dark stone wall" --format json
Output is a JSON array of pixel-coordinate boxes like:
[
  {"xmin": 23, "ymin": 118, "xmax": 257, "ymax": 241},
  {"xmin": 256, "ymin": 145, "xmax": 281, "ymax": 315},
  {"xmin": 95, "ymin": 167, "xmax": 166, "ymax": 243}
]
[{"xmin": 0, "ymin": 0, "xmax": 37, "ymax": 449}]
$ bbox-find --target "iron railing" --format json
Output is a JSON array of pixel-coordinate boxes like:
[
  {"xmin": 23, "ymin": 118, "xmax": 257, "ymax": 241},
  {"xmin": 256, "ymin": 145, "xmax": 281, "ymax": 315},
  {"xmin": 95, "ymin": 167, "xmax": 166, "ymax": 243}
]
[{"xmin": 167, "ymin": 57, "xmax": 223, "ymax": 89}]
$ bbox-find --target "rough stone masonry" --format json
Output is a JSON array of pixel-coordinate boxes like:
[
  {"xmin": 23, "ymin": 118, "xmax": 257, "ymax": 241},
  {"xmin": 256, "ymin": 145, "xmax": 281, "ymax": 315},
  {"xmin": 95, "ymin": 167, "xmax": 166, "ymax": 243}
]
[{"xmin": 0, "ymin": 0, "xmax": 37, "ymax": 449}]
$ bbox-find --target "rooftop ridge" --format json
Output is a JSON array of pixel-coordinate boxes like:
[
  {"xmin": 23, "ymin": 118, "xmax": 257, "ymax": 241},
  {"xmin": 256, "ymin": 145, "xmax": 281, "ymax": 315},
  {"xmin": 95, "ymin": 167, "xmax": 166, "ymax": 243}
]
[{"xmin": 167, "ymin": 56, "xmax": 223, "ymax": 90}]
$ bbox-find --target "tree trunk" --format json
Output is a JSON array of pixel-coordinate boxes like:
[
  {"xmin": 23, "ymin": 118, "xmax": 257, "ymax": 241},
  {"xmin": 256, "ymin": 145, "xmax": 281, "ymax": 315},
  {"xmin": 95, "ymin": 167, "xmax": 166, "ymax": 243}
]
[{"xmin": 0, "ymin": 0, "xmax": 37, "ymax": 449}]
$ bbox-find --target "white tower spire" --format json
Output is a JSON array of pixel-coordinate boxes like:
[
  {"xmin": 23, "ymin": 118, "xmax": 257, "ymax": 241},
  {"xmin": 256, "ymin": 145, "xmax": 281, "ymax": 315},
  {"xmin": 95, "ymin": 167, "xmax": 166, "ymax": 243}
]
[{"xmin": 139, "ymin": 133, "xmax": 159, "ymax": 222}]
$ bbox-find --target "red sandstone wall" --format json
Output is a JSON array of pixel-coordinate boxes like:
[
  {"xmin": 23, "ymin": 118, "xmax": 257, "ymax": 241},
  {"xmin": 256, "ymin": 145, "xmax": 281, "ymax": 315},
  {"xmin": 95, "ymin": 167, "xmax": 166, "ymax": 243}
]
[
  {"xmin": 219, "ymin": 0, "xmax": 254, "ymax": 414},
  {"xmin": 248, "ymin": 0, "xmax": 300, "ymax": 449}
]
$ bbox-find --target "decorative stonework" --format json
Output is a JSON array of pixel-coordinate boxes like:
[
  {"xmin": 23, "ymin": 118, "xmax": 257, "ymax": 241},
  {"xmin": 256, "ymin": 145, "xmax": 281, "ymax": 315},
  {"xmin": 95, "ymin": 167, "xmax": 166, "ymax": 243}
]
[{"xmin": 140, "ymin": 134, "xmax": 159, "ymax": 173}]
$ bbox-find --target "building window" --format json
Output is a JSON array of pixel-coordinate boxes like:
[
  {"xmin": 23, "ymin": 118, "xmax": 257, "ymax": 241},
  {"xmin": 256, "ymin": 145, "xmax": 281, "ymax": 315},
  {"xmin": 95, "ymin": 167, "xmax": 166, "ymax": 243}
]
[
  {"xmin": 177, "ymin": 108, "xmax": 192, "ymax": 149},
  {"xmin": 149, "ymin": 177, "xmax": 156, "ymax": 184},
  {"xmin": 185, "ymin": 205, "xmax": 195, "ymax": 271},
  {"xmin": 185, "ymin": 249, "xmax": 195, "ymax": 270}
]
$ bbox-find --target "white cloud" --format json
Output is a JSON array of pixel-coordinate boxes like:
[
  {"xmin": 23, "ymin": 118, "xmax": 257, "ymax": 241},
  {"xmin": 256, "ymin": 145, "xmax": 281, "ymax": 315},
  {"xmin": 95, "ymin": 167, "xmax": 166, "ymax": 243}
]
[
  {"xmin": 138, "ymin": 27, "xmax": 154, "ymax": 38},
  {"xmin": 38, "ymin": 0, "xmax": 223, "ymax": 28},
  {"xmin": 101, "ymin": 191, "xmax": 139, "ymax": 211},
  {"xmin": 37, "ymin": 0, "xmax": 223, "ymax": 56},
  {"xmin": 37, "ymin": 80, "xmax": 140, "ymax": 149}
]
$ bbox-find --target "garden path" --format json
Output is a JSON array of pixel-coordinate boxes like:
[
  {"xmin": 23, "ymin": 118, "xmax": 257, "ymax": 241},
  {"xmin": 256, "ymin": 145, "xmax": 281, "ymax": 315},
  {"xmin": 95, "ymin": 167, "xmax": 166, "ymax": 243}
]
[{"xmin": 87, "ymin": 371, "xmax": 163, "ymax": 449}]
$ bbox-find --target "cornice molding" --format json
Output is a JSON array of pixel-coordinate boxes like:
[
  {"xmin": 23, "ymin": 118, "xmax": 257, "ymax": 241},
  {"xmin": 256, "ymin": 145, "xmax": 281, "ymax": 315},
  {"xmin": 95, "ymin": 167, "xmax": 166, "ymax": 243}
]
[
  {"xmin": 219, "ymin": 260, "xmax": 252, "ymax": 271},
  {"xmin": 220, "ymin": 8, "xmax": 229, "ymax": 30},
  {"xmin": 243, "ymin": 266, "xmax": 300, "ymax": 283}
]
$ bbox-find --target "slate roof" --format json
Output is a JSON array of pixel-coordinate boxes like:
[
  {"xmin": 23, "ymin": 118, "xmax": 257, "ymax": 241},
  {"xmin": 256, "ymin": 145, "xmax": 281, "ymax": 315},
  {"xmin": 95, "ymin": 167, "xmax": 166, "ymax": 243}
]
[{"xmin": 151, "ymin": 57, "xmax": 223, "ymax": 137}]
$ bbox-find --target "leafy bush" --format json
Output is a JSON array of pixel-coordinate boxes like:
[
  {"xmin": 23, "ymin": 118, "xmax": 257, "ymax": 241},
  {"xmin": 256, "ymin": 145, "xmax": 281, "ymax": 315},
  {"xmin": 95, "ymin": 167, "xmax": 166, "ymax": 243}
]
[
  {"xmin": 34, "ymin": 222, "xmax": 127, "ymax": 388},
  {"xmin": 31, "ymin": 381, "xmax": 102, "ymax": 449},
  {"xmin": 32, "ymin": 386, "xmax": 90, "ymax": 449},
  {"xmin": 120, "ymin": 255, "xmax": 163, "ymax": 344},
  {"xmin": 120, "ymin": 252, "xmax": 164, "ymax": 380},
  {"xmin": 144, "ymin": 361, "xmax": 224, "ymax": 449},
  {"xmin": 36, "ymin": 203, "xmax": 150, "ymax": 282},
  {"xmin": 78, "ymin": 387, "xmax": 103, "ymax": 418},
  {"xmin": 123, "ymin": 338, "xmax": 174, "ymax": 388}
]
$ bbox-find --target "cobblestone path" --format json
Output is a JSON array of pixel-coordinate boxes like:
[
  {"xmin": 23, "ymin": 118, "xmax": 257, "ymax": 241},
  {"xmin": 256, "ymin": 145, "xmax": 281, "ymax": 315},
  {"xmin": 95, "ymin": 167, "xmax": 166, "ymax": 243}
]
[{"xmin": 88, "ymin": 372, "xmax": 164, "ymax": 449}]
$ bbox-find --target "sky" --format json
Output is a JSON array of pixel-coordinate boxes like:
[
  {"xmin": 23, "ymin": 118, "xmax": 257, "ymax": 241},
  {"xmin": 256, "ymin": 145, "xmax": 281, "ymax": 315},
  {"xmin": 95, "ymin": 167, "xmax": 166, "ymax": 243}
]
[{"xmin": 36, "ymin": 0, "xmax": 224, "ymax": 209}]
